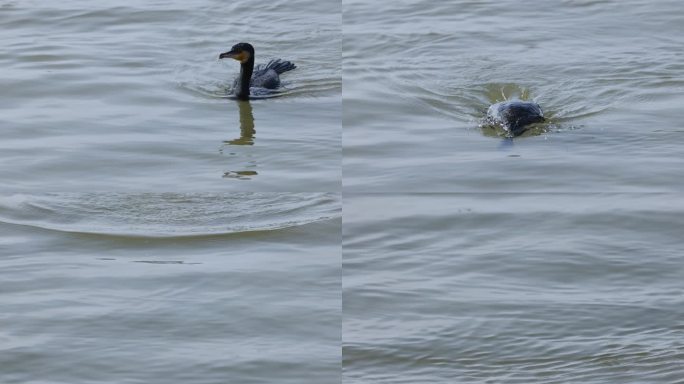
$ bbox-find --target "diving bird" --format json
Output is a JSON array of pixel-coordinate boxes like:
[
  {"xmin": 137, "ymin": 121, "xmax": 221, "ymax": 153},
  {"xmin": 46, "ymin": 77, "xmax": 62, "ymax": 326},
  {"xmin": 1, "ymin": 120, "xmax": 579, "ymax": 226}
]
[
  {"xmin": 486, "ymin": 100, "xmax": 545, "ymax": 137},
  {"xmin": 219, "ymin": 42, "xmax": 296, "ymax": 100}
]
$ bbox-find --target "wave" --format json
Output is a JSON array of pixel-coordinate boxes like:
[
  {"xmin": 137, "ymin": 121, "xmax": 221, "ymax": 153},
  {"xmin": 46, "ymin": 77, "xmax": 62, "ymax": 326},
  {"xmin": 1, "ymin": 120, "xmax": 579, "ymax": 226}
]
[{"xmin": 0, "ymin": 193, "xmax": 340, "ymax": 238}]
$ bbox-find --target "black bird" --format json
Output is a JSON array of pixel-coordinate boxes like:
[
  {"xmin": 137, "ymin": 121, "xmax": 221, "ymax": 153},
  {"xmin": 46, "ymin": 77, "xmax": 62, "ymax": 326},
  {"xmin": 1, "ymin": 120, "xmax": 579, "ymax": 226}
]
[
  {"xmin": 486, "ymin": 100, "xmax": 544, "ymax": 137},
  {"xmin": 219, "ymin": 42, "xmax": 296, "ymax": 100}
]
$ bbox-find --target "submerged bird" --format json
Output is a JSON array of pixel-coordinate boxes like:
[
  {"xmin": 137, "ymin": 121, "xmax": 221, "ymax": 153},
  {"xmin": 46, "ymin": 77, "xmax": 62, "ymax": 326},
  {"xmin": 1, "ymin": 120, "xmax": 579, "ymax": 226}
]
[
  {"xmin": 218, "ymin": 42, "xmax": 296, "ymax": 100},
  {"xmin": 486, "ymin": 100, "xmax": 545, "ymax": 137}
]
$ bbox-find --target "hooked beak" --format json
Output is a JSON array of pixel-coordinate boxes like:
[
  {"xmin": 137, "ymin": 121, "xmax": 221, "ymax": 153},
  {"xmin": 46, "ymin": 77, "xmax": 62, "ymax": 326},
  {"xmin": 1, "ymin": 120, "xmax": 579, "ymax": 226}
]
[{"xmin": 219, "ymin": 50, "xmax": 237, "ymax": 60}]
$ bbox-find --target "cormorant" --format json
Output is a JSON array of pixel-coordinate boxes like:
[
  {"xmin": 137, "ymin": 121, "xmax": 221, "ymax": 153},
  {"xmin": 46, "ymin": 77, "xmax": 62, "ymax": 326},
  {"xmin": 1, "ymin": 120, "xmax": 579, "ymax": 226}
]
[
  {"xmin": 486, "ymin": 100, "xmax": 544, "ymax": 136},
  {"xmin": 219, "ymin": 42, "xmax": 296, "ymax": 100}
]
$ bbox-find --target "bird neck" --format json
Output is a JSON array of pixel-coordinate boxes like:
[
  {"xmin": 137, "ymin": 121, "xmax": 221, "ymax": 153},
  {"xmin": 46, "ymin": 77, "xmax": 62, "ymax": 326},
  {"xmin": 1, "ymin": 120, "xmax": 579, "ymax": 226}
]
[{"xmin": 236, "ymin": 58, "xmax": 254, "ymax": 100}]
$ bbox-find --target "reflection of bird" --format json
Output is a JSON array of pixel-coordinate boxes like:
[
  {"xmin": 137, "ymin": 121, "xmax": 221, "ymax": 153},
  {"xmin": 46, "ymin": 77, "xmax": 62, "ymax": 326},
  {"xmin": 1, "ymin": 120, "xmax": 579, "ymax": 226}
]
[
  {"xmin": 486, "ymin": 100, "xmax": 544, "ymax": 137},
  {"xmin": 219, "ymin": 42, "xmax": 296, "ymax": 100},
  {"xmin": 225, "ymin": 100, "xmax": 255, "ymax": 146},
  {"xmin": 221, "ymin": 100, "xmax": 258, "ymax": 179}
]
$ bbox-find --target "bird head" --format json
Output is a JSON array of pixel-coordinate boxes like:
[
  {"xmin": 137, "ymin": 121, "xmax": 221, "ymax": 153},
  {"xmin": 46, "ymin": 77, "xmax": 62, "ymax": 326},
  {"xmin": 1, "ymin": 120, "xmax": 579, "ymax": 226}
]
[{"xmin": 219, "ymin": 42, "xmax": 254, "ymax": 63}]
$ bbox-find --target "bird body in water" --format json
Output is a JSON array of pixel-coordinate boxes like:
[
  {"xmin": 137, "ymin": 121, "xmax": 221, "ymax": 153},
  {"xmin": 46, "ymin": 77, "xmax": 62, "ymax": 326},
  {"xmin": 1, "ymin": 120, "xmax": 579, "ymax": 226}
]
[
  {"xmin": 219, "ymin": 42, "xmax": 296, "ymax": 100},
  {"xmin": 486, "ymin": 100, "xmax": 544, "ymax": 137}
]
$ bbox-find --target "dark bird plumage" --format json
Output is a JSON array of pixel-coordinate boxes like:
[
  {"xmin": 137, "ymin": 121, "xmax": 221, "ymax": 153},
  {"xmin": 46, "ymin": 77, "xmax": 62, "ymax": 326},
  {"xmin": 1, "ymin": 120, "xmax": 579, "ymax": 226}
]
[
  {"xmin": 486, "ymin": 100, "xmax": 545, "ymax": 136},
  {"xmin": 219, "ymin": 42, "xmax": 296, "ymax": 100}
]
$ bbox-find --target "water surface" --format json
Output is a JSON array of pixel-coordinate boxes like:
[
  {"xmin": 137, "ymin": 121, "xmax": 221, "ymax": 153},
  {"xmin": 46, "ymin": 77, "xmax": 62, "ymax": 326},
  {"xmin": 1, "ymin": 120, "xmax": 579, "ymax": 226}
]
[
  {"xmin": 343, "ymin": 0, "xmax": 684, "ymax": 192},
  {"xmin": 1, "ymin": 0, "xmax": 341, "ymax": 191},
  {"xmin": 344, "ymin": 193, "xmax": 684, "ymax": 383},
  {"xmin": 0, "ymin": 192, "xmax": 341, "ymax": 384}
]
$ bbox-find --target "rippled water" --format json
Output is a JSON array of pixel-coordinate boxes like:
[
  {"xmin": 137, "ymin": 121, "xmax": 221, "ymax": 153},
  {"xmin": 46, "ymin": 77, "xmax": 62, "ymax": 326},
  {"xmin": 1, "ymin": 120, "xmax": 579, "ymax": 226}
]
[
  {"xmin": 0, "ymin": 193, "xmax": 338, "ymax": 236},
  {"xmin": 343, "ymin": 0, "xmax": 684, "ymax": 192},
  {"xmin": 1, "ymin": 0, "xmax": 340, "ymax": 191},
  {"xmin": 4, "ymin": 0, "xmax": 684, "ymax": 382},
  {"xmin": 0, "ymin": 193, "xmax": 341, "ymax": 383},
  {"xmin": 344, "ymin": 194, "xmax": 684, "ymax": 383}
]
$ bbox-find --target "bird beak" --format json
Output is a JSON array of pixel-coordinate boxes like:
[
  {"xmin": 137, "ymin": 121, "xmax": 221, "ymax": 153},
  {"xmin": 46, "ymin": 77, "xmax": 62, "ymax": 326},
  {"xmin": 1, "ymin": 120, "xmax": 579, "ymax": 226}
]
[{"xmin": 219, "ymin": 49, "xmax": 237, "ymax": 60}]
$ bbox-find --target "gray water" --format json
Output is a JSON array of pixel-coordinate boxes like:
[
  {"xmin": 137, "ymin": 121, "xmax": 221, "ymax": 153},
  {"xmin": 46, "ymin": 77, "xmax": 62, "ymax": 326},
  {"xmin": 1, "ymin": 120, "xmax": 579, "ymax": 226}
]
[
  {"xmin": 2, "ymin": 1, "xmax": 341, "ymax": 382},
  {"xmin": 0, "ymin": 193, "xmax": 341, "ymax": 383},
  {"xmin": 342, "ymin": 0, "xmax": 684, "ymax": 382},
  {"xmin": 343, "ymin": 0, "xmax": 684, "ymax": 192},
  {"xmin": 3, "ymin": 0, "xmax": 684, "ymax": 382},
  {"xmin": 344, "ymin": 194, "xmax": 684, "ymax": 383},
  {"xmin": 1, "ymin": 0, "xmax": 340, "ymax": 191}
]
